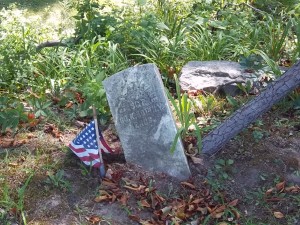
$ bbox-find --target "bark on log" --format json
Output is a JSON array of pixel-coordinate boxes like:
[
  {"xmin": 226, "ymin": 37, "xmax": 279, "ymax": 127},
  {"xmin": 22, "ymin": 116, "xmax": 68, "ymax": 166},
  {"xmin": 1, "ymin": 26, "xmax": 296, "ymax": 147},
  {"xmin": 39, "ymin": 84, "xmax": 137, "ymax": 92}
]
[{"xmin": 202, "ymin": 60, "xmax": 300, "ymax": 155}]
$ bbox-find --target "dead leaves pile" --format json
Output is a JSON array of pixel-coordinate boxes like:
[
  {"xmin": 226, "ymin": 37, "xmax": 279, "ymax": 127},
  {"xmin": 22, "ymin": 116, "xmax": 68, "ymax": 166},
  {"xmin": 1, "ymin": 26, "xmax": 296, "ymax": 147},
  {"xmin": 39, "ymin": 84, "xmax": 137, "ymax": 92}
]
[
  {"xmin": 44, "ymin": 123, "xmax": 63, "ymax": 140},
  {"xmin": 264, "ymin": 181, "xmax": 300, "ymax": 219},
  {"xmin": 94, "ymin": 172, "xmax": 240, "ymax": 225},
  {"xmin": 0, "ymin": 123, "xmax": 63, "ymax": 148}
]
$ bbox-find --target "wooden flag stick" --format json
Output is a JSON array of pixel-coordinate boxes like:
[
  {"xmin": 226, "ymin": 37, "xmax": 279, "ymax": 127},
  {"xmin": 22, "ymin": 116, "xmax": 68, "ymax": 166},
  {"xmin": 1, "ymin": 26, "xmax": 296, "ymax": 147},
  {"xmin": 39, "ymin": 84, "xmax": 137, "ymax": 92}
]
[{"xmin": 92, "ymin": 105, "xmax": 106, "ymax": 178}]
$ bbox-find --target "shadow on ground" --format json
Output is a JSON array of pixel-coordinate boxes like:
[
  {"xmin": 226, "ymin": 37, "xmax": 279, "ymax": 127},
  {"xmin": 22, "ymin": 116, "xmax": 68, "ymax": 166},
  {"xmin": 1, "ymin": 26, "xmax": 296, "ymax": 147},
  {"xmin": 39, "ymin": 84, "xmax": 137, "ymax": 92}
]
[{"xmin": 0, "ymin": 0, "xmax": 60, "ymax": 11}]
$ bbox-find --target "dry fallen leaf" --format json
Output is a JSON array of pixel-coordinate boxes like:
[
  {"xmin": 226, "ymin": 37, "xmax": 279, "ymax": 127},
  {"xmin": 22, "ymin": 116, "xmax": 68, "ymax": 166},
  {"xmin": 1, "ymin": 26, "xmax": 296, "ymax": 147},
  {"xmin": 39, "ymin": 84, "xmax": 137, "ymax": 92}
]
[
  {"xmin": 140, "ymin": 199, "xmax": 151, "ymax": 208},
  {"xmin": 154, "ymin": 193, "xmax": 165, "ymax": 203},
  {"xmin": 232, "ymin": 208, "xmax": 241, "ymax": 220},
  {"xmin": 187, "ymin": 204, "xmax": 196, "ymax": 212},
  {"xmin": 94, "ymin": 195, "xmax": 110, "ymax": 202},
  {"xmin": 8, "ymin": 162, "xmax": 19, "ymax": 167},
  {"xmin": 94, "ymin": 190, "xmax": 112, "ymax": 202},
  {"xmin": 227, "ymin": 199, "xmax": 239, "ymax": 207},
  {"xmin": 181, "ymin": 182, "xmax": 196, "ymax": 189},
  {"xmin": 186, "ymin": 143, "xmax": 197, "ymax": 156},
  {"xmin": 190, "ymin": 156, "xmax": 204, "ymax": 165},
  {"xmin": 274, "ymin": 211, "xmax": 284, "ymax": 219},
  {"xmin": 276, "ymin": 181, "xmax": 285, "ymax": 192},
  {"xmin": 214, "ymin": 205, "xmax": 226, "ymax": 213},
  {"xmin": 285, "ymin": 185, "xmax": 299, "ymax": 193},
  {"xmin": 105, "ymin": 168, "xmax": 113, "ymax": 180},
  {"xmin": 192, "ymin": 197, "xmax": 204, "ymax": 204},
  {"xmin": 0, "ymin": 138, "xmax": 14, "ymax": 148},
  {"xmin": 101, "ymin": 179, "xmax": 118, "ymax": 189},
  {"xmin": 139, "ymin": 220, "xmax": 155, "ymax": 225},
  {"xmin": 176, "ymin": 207, "xmax": 187, "ymax": 220},
  {"xmin": 196, "ymin": 207, "xmax": 207, "ymax": 215},
  {"xmin": 124, "ymin": 184, "xmax": 146, "ymax": 192},
  {"xmin": 122, "ymin": 177, "xmax": 139, "ymax": 187},
  {"xmin": 86, "ymin": 215, "xmax": 101, "ymax": 224},
  {"xmin": 65, "ymin": 101, "xmax": 73, "ymax": 108},
  {"xmin": 27, "ymin": 133, "xmax": 36, "ymax": 139},
  {"xmin": 128, "ymin": 214, "xmax": 140, "ymax": 222},
  {"xmin": 211, "ymin": 211, "xmax": 224, "ymax": 219},
  {"xmin": 265, "ymin": 188, "xmax": 274, "ymax": 195},
  {"xmin": 119, "ymin": 193, "xmax": 129, "ymax": 206},
  {"xmin": 13, "ymin": 139, "xmax": 28, "ymax": 147},
  {"xmin": 160, "ymin": 206, "xmax": 172, "ymax": 215}
]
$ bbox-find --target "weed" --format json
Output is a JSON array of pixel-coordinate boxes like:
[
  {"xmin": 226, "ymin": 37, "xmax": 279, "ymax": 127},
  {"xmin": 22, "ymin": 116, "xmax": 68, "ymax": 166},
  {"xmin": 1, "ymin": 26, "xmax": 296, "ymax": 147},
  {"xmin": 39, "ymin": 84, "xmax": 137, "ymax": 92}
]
[
  {"xmin": 0, "ymin": 172, "xmax": 34, "ymax": 225},
  {"xmin": 167, "ymin": 75, "xmax": 202, "ymax": 153},
  {"xmin": 79, "ymin": 163, "xmax": 93, "ymax": 176},
  {"xmin": 292, "ymin": 170, "xmax": 300, "ymax": 177},
  {"xmin": 252, "ymin": 130, "xmax": 264, "ymax": 142},
  {"xmin": 28, "ymin": 98, "xmax": 52, "ymax": 118},
  {"xmin": 45, "ymin": 169, "xmax": 71, "ymax": 191},
  {"xmin": 205, "ymin": 158, "xmax": 235, "ymax": 204},
  {"xmin": 194, "ymin": 93, "xmax": 218, "ymax": 117},
  {"xmin": 226, "ymin": 95, "xmax": 240, "ymax": 110},
  {"xmin": 237, "ymin": 80, "xmax": 254, "ymax": 96},
  {"xmin": 246, "ymin": 187, "xmax": 267, "ymax": 206},
  {"xmin": 0, "ymin": 96, "xmax": 28, "ymax": 133},
  {"xmin": 214, "ymin": 159, "xmax": 235, "ymax": 180}
]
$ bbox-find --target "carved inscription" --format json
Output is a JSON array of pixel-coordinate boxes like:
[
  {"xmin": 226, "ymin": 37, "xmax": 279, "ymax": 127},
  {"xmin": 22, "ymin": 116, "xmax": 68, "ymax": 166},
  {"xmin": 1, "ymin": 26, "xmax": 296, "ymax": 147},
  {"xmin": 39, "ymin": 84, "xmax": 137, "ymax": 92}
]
[{"xmin": 118, "ymin": 82, "xmax": 165, "ymax": 129}]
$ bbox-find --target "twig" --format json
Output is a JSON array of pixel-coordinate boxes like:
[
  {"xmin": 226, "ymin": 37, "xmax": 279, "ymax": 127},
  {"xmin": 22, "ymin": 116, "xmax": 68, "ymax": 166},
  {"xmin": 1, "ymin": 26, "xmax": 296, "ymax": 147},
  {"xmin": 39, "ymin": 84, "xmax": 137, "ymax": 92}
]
[
  {"xmin": 242, "ymin": 3, "xmax": 265, "ymax": 14},
  {"xmin": 36, "ymin": 36, "xmax": 82, "ymax": 51},
  {"xmin": 36, "ymin": 41, "xmax": 68, "ymax": 51}
]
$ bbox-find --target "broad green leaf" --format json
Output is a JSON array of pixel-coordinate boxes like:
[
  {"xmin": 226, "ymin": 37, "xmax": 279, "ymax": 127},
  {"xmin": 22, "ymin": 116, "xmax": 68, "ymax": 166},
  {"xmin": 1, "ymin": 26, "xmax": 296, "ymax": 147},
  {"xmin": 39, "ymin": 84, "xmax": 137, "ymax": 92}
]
[
  {"xmin": 157, "ymin": 22, "xmax": 170, "ymax": 31},
  {"xmin": 136, "ymin": 0, "xmax": 147, "ymax": 6},
  {"xmin": 170, "ymin": 127, "xmax": 184, "ymax": 154}
]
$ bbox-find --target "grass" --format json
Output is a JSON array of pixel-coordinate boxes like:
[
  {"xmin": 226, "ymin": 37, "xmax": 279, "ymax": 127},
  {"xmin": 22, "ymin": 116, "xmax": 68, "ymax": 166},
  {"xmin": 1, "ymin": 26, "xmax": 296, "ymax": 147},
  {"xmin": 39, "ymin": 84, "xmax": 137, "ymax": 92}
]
[
  {"xmin": 1, "ymin": 108, "xmax": 300, "ymax": 224},
  {"xmin": 0, "ymin": 0, "xmax": 300, "ymax": 224}
]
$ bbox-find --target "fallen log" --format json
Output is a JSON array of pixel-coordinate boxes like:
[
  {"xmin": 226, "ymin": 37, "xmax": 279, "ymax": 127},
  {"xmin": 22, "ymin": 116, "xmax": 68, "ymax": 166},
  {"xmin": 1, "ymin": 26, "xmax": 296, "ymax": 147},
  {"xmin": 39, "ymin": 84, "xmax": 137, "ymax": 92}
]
[{"xmin": 202, "ymin": 60, "xmax": 300, "ymax": 155}]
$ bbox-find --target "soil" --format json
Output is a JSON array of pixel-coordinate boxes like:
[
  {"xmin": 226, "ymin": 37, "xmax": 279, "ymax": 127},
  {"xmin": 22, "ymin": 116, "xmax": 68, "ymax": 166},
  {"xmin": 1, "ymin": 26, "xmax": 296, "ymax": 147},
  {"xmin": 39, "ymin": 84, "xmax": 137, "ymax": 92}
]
[{"xmin": 1, "ymin": 109, "xmax": 299, "ymax": 225}]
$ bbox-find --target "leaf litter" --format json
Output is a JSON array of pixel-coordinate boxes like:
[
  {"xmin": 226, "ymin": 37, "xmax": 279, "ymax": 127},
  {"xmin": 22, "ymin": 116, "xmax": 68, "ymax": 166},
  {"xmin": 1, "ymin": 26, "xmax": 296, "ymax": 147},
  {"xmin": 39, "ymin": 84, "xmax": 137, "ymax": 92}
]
[
  {"xmin": 92, "ymin": 163, "xmax": 241, "ymax": 225},
  {"xmin": 1, "ymin": 111, "xmax": 299, "ymax": 224}
]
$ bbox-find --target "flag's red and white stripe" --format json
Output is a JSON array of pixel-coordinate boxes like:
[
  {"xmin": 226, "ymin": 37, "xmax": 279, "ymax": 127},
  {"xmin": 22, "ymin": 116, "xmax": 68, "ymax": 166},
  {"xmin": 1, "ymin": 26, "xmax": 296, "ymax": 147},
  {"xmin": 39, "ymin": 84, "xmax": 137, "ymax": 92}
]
[
  {"xmin": 68, "ymin": 120, "xmax": 113, "ymax": 168},
  {"xmin": 69, "ymin": 143, "xmax": 101, "ymax": 167}
]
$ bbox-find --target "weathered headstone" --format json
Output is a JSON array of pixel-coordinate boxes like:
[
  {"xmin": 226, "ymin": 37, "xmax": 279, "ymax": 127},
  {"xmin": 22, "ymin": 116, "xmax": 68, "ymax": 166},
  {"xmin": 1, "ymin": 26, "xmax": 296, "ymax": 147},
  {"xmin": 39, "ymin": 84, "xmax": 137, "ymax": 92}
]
[{"xmin": 103, "ymin": 64, "xmax": 191, "ymax": 180}]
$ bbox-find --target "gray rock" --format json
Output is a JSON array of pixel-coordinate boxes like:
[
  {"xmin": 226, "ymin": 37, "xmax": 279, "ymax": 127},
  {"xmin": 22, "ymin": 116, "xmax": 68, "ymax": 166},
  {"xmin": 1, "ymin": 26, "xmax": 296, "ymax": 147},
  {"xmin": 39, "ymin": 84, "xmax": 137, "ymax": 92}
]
[
  {"xmin": 179, "ymin": 61, "xmax": 256, "ymax": 96},
  {"xmin": 103, "ymin": 64, "xmax": 191, "ymax": 180}
]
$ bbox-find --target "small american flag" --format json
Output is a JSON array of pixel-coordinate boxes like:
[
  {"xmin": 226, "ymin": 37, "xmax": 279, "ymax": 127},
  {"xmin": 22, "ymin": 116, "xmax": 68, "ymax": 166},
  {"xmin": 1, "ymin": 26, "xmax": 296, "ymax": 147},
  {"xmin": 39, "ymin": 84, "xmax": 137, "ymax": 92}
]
[{"xmin": 69, "ymin": 121, "xmax": 113, "ymax": 168}]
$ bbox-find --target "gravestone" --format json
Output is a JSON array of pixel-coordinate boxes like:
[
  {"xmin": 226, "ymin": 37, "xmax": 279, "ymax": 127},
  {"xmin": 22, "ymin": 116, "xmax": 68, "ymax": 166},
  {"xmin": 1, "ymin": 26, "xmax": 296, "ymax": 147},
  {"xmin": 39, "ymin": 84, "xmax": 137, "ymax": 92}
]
[{"xmin": 103, "ymin": 63, "xmax": 191, "ymax": 180}]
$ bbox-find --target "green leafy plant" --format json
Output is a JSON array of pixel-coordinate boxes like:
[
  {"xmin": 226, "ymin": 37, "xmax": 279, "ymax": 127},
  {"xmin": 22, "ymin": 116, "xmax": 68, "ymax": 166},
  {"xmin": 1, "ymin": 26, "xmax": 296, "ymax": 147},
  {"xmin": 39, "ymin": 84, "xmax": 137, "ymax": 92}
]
[
  {"xmin": 239, "ymin": 54, "xmax": 264, "ymax": 71},
  {"xmin": 195, "ymin": 93, "xmax": 218, "ymax": 116},
  {"xmin": 0, "ymin": 96, "xmax": 27, "ymax": 133},
  {"xmin": 214, "ymin": 159, "xmax": 234, "ymax": 180},
  {"xmin": 237, "ymin": 80, "xmax": 253, "ymax": 96},
  {"xmin": 45, "ymin": 169, "xmax": 71, "ymax": 191},
  {"xmin": 226, "ymin": 95, "xmax": 240, "ymax": 110},
  {"xmin": 167, "ymin": 75, "xmax": 201, "ymax": 153},
  {"xmin": 79, "ymin": 163, "xmax": 93, "ymax": 176},
  {"xmin": 0, "ymin": 172, "xmax": 34, "ymax": 225},
  {"xmin": 28, "ymin": 98, "xmax": 52, "ymax": 118}
]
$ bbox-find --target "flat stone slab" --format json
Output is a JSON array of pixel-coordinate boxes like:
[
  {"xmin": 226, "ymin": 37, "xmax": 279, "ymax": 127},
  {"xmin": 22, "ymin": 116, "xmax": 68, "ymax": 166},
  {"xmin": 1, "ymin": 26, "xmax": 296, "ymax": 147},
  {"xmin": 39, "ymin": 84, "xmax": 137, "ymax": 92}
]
[
  {"xmin": 103, "ymin": 64, "xmax": 191, "ymax": 180},
  {"xmin": 179, "ymin": 61, "xmax": 256, "ymax": 96}
]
